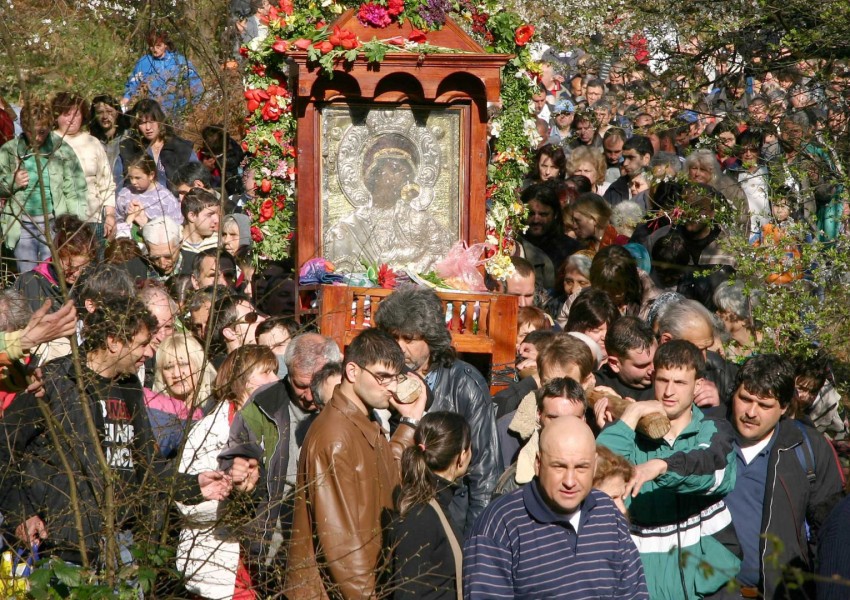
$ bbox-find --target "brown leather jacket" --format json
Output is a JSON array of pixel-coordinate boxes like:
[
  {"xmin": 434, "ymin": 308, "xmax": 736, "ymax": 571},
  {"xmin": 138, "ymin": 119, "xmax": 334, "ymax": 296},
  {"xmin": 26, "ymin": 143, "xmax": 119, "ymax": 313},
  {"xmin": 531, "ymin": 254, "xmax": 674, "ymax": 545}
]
[{"xmin": 284, "ymin": 387, "xmax": 415, "ymax": 599}]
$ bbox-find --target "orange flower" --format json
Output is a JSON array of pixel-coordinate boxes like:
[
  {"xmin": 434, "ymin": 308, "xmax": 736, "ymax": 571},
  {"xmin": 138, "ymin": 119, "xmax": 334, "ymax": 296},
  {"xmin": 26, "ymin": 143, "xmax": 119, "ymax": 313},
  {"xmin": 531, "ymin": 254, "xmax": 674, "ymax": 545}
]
[{"xmin": 514, "ymin": 24, "xmax": 534, "ymax": 46}]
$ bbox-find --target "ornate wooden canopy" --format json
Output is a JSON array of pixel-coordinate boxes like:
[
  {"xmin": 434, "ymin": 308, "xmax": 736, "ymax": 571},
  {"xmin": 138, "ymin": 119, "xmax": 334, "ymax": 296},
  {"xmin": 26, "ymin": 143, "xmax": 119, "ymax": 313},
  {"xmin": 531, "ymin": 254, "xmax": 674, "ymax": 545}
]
[{"xmin": 288, "ymin": 10, "xmax": 510, "ymax": 267}]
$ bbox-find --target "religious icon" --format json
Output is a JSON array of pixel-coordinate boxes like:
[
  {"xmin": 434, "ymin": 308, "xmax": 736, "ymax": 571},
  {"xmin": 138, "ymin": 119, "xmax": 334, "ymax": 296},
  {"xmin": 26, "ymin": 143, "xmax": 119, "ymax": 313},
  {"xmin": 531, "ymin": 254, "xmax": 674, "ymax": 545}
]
[{"xmin": 321, "ymin": 105, "xmax": 461, "ymax": 272}]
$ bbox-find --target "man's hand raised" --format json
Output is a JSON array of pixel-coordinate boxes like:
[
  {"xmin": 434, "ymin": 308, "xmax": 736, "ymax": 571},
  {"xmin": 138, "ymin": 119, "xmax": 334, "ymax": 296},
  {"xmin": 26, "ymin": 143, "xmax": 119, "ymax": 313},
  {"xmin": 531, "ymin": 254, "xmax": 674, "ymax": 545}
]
[{"xmin": 20, "ymin": 300, "xmax": 77, "ymax": 352}]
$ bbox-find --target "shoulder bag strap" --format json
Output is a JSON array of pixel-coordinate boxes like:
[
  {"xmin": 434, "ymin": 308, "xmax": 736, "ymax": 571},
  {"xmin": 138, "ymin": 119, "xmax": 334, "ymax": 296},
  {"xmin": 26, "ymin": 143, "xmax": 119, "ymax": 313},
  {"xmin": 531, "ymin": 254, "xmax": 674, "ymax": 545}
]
[{"xmin": 428, "ymin": 498, "xmax": 463, "ymax": 600}]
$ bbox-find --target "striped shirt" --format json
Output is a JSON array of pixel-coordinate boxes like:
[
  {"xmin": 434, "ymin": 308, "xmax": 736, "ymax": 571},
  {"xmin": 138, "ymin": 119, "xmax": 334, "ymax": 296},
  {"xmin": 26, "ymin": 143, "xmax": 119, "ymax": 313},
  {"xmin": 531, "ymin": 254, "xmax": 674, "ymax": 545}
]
[{"xmin": 462, "ymin": 482, "xmax": 648, "ymax": 599}]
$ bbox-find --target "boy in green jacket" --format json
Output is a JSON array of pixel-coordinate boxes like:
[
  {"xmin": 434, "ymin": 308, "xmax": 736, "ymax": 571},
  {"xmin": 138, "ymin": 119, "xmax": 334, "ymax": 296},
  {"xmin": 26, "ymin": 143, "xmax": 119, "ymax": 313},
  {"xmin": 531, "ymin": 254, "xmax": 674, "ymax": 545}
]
[{"xmin": 597, "ymin": 339, "xmax": 741, "ymax": 599}]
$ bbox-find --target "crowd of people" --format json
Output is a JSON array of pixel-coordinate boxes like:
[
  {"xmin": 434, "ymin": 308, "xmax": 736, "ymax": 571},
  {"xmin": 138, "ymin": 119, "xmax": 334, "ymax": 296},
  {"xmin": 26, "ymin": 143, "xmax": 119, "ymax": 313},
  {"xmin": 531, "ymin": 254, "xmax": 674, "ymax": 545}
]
[{"xmin": 1, "ymin": 6, "xmax": 850, "ymax": 599}]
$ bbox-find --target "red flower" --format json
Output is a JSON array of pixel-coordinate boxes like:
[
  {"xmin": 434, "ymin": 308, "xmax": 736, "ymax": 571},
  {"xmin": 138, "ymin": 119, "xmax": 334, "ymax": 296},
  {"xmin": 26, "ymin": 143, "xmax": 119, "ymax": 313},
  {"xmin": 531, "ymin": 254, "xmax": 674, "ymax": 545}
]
[
  {"xmin": 385, "ymin": 36, "xmax": 405, "ymax": 46},
  {"xmin": 251, "ymin": 226, "xmax": 264, "ymax": 242},
  {"xmin": 272, "ymin": 130, "xmax": 284, "ymax": 145},
  {"xmin": 239, "ymin": 46, "xmax": 249, "ymax": 58},
  {"xmin": 293, "ymin": 38, "xmax": 312, "ymax": 50},
  {"xmin": 272, "ymin": 37, "xmax": 289, "ymax": 53},
  {"xmin": 514, "ymin": 24, "xmax": 534, "ymax": 46},
  {"xmin": 280, "ymin": 0, "xmax": 294, "ymax": 15},
  {"xmin": 329, "ymin": 26, "xmax": 360, "ymax": 50},
  {"xmin": 377, "ymin": 263, "xmax": 397, "ymax": 289},
  {"xmin": 315, "ymin": 40, "xmax": 334, "ymax": 54},
  {"xmin": 259, "ymin": 199, "xmax": 275, "ymax": 222},
  {"xmin": 262, "ymin": 98, "xmax": 281, "ymax": 121},
  {"xmin": 276, "ymin": 196, "xmax": 286, "ymax": 210},
  {"xmin": 241, "ymin": 141, "xmax": 249, "ymax": 152},
  {"xmin": 260, "ymin": 179, "xmax": 272, "ymax": 194},
  {"xmin": 387, "ymin": 0, "xmax": 404, "ymax": 16},
  {"xmin": 408, "ymin": 28, "xmax": 427, "ymax": 43},
  {"xmin": 245, "ymin": 88, "xmax": 269, "ymax": 113},
  {"xmin": 251, "ymin": 63, "xmax": 267, "ymax": 76}
]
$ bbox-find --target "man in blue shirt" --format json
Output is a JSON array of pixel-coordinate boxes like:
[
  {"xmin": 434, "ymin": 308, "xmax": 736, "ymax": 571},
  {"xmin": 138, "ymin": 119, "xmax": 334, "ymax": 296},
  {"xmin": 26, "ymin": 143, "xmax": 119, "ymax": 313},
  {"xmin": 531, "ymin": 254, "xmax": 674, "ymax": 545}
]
[
  {"xmin": 464, "ymin": 416, "xmax": 648, "ymax": 599},
  {"xmin": 714, "ymin": 354, "xmax": 843, "ymax": 600}
]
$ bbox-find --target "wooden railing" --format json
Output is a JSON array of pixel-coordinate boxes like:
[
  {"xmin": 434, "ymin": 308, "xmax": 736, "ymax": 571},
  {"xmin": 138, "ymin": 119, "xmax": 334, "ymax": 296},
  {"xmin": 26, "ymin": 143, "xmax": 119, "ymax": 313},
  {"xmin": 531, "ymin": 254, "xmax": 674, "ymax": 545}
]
[{"xmin": 317, "ymin": 285, "xmax": 518, "ymax": 393}]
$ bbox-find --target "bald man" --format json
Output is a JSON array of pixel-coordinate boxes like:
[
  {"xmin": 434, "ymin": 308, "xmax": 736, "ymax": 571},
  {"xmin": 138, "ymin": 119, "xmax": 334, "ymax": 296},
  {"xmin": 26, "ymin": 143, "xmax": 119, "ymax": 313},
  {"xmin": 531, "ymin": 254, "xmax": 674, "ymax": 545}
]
[{"xmin": 464, "ymin": 416, "xmax": 648, "ymax": 599}]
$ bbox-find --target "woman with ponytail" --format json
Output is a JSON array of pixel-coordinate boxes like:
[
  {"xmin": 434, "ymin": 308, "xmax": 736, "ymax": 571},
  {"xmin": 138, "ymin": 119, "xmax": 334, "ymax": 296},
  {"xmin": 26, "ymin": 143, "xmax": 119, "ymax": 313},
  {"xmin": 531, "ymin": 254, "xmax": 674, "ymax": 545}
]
[{"xmin": 390, "ymin": 411, "xmax": 472, "ymax": 599}]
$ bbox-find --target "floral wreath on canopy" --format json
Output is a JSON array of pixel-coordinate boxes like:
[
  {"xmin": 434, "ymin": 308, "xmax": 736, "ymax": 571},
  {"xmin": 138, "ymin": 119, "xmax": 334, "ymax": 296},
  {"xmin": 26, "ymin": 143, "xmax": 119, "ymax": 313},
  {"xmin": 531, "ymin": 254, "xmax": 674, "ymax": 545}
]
[{"xmin": 240, "ymin": 0, "xmax": 541, "ymax": 278}]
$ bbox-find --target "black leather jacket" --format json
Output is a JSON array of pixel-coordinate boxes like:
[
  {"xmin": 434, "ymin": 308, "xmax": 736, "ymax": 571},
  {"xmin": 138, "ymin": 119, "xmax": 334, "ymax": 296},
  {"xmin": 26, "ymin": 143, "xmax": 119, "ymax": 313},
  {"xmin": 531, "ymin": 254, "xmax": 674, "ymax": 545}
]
[{"xmin": 428, "ymin": 360, "xmax": 500, "ymax": 535}]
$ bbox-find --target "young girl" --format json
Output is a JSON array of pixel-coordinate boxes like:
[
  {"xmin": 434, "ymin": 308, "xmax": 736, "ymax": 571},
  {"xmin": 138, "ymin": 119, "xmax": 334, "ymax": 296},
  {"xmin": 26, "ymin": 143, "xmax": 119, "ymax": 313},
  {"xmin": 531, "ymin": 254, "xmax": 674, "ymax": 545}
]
[
  {"xmin": 390, "ymin": 412, "xmax": 471, "ymax": 600},
  {"xmin": 115, "ymin": 155, "xmax": 182, "ymax": 239}
]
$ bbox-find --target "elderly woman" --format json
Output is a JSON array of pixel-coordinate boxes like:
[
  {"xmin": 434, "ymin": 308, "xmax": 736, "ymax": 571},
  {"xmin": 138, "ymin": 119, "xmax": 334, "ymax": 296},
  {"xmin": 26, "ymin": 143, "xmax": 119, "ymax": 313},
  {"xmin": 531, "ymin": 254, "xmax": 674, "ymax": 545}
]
[
  {"xmin": 568, "ymin": 146, "xmax": 610, "ymax": 195},
  {"xmin": 554, "ymin": 253, "xmax": 592, "ymax": 327},
  {"xmin": 713, "ymin": 280, "xmax": 762, "ymax": 363},
  {"xmin": 685, "ymin": 148, "xmax": 749, "ymax": 234},
  {"xmin": 176, "ymin": 345, "xmax": 278, "ymax": 600},
  {"xmin": 119, "ymin": 99, "xmax": 197, "ymax": 189},
  {"xmin": 52, "ymin": 92, "xmax": 117, "ymax": 239},
  {"xmin": 144, "ymin": 333, "xmax": 215, "ymax": 458}
]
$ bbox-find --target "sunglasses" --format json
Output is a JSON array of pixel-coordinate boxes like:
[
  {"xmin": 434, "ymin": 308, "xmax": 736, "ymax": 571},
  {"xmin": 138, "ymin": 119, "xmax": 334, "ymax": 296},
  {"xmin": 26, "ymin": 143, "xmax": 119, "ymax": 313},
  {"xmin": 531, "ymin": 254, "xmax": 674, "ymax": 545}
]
[{"xmin": 228, "ymin": 311, "xmax": 260, "ymax": 328}]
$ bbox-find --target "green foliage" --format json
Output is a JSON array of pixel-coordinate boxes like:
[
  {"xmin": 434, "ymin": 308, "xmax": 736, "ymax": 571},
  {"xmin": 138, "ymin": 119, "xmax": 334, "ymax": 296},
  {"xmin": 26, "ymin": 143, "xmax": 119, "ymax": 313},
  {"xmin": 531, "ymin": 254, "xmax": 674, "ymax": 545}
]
[{"xmin": 0, "ymin": 8, "xmax": 134, "ymax": 99}]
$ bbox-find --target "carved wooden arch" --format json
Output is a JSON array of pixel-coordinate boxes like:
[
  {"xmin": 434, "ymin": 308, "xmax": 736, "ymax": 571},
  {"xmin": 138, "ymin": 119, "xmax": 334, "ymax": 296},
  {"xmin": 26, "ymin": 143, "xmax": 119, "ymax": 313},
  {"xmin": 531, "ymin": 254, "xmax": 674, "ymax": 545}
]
[
  {"xmin": 372, "ymin": 72, "xmax": 426, "ymax": 103},
  {"xmin": 301, "ymin": 72, "xmax": 357, "ymax": 105}
]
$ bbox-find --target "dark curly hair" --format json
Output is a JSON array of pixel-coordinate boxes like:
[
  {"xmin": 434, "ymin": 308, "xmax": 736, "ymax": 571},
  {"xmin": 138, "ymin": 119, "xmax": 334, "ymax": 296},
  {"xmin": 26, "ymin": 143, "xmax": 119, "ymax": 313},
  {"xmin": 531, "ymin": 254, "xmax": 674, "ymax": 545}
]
[
  {"xmin": 374, "ymin": 286, "xmax": 455, "ymax": 370},
  {"xmin": 83, "ymin": 295, "xmax": 157, "ymax": 352}
]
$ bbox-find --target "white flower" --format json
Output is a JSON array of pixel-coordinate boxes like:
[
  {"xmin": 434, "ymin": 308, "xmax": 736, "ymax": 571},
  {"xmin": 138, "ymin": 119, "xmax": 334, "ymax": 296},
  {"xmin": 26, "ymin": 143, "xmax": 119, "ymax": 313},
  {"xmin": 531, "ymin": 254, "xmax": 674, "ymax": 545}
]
[
  {"xmin": 248, "ymin": 33, "xmax": 268, "ymax": 52},
  {"xmin": 489, "ymin": 120, "xmax": 502, "ymax": 138}
]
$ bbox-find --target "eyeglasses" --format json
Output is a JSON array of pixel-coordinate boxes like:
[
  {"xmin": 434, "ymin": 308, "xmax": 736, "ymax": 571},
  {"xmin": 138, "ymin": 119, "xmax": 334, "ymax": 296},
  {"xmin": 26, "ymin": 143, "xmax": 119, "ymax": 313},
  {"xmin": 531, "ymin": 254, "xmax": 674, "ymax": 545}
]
[
  {"xmin": 359, "ymin": 365, "xmax": 406, "ymax": 387},
  {"xmin": 228, "ymin": 311, "xmax": 260, "ymax": 328}
]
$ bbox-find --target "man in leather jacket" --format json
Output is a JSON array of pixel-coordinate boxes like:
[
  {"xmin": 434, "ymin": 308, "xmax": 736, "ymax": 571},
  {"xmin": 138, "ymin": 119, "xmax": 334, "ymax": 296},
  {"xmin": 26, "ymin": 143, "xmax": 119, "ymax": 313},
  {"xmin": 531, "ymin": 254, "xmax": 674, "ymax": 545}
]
[
  {"xmin": 375, "ymin": 286, "xmax": 501, "ymax": 534},
  {"xmin": 284, "ymin": 328, "xmax": 426, "ymax": 599}
]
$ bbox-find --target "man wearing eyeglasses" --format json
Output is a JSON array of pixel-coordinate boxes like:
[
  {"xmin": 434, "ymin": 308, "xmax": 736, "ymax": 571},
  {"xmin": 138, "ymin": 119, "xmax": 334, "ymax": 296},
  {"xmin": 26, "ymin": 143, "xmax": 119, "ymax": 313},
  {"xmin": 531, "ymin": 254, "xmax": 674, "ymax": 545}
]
[{"xmin": 284, "ymin": 328, "xmax": 426, "ymax": 599}]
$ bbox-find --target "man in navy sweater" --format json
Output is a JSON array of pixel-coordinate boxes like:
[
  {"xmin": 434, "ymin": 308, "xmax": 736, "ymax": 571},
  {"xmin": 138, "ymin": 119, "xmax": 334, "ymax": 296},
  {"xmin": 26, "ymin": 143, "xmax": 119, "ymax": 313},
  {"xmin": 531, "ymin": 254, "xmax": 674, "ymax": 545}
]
[{"xmin": 463, "ymin": 416, "xmax": 648, "ymax": 599}]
